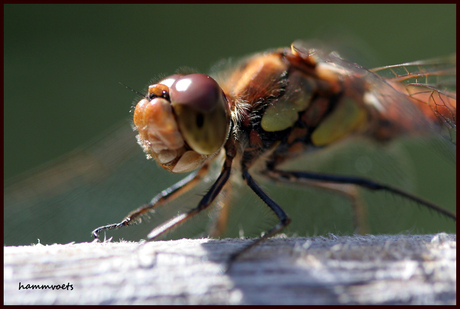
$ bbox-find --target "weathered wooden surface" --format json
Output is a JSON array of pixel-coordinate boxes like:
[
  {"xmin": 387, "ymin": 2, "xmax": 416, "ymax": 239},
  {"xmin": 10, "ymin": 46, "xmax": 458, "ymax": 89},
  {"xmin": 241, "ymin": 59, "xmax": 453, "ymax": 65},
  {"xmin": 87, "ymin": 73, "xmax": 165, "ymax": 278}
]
[{"xmin": 4, "ymin": 233, "xmax": 456, "ymax": 305}]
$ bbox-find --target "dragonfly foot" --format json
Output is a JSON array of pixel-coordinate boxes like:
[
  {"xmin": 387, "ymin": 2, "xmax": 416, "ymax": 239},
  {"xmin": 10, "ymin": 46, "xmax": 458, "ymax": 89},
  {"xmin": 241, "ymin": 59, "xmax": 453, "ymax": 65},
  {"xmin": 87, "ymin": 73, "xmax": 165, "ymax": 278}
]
[{"xmin": 91, "ymin": 218, "xmax": 131, "ymax": 239}]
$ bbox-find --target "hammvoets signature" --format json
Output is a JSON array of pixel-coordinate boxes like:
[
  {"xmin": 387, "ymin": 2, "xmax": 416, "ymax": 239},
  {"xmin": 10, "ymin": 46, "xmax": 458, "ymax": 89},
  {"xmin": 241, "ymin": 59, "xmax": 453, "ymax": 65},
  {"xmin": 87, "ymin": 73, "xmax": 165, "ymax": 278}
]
[{"xmin": 19, "ymin": 282, "xmax": 74, "ymax": 291}]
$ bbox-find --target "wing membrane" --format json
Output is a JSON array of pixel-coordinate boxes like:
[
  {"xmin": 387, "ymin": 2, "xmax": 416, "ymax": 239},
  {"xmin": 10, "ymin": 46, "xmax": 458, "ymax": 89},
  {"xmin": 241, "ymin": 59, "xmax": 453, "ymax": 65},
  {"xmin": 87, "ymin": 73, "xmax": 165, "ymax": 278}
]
[
  {"xmin": 371, "ymin": 55, "xmax": 456, "ymax": 143},
  {"xmin": 371, "ymin": 54, "xmax": 456, "ymax": 92}
]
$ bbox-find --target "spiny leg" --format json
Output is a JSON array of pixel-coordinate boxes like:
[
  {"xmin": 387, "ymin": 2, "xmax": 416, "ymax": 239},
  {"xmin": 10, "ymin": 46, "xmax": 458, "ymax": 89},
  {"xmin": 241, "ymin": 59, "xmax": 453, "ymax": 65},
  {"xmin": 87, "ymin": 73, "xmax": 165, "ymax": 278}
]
[
  {"xmin": 92, "ymin": 164, "xmax": 209, "ymax": 239},
  {"xmin": 263, "ymin": 170, "xmax": 370, "ymax": 234},
  {"xmin": 227, "ymin": 169, "xmax": 291, "ymax": 270},
  {"xmin": 145, "ymin": 153, "xmax": 233, "ymax": 241},
  {"xmin": 303, "ymin": 182, "xmax": 369, "ymax": 234},
  {"xmin": 263, "ymin": 169, "xmax": 456, "ymax": 221}
]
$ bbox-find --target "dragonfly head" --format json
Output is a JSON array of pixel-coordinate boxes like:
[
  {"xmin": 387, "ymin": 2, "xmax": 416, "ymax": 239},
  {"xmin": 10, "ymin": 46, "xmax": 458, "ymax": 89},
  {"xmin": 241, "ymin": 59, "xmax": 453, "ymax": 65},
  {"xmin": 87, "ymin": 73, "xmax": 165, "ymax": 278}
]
[{"xmin": 133, "ymin": 74, "xmax": 230, "ymax": 172}]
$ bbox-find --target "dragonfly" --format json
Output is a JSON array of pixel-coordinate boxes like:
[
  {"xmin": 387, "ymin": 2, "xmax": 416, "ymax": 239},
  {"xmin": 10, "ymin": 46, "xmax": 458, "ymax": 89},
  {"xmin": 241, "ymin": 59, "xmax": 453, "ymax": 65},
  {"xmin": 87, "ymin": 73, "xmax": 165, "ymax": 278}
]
[{"xmin": 89, "ymin": 40, "xmax": 456, "ymax": 262}]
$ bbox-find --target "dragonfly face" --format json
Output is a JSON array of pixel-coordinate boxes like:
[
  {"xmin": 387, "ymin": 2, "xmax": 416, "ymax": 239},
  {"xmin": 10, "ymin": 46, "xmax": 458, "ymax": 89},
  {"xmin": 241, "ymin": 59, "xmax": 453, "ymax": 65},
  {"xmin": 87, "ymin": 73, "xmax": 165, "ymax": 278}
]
[
  {"xmin": 92, "ymin": 41, "xmax": 456, "ymax": 259},
  {"xmin": 134, "ymin": 73, "xmax": 230, "ymax": 173}
]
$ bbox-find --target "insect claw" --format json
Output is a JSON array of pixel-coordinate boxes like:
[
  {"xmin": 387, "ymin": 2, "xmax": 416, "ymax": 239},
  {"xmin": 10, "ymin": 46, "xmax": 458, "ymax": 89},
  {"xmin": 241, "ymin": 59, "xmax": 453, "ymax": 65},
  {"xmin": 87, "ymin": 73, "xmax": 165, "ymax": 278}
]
[{"xmin": 91, "ymin": 228, "xmax": 101, "ymax": 239}]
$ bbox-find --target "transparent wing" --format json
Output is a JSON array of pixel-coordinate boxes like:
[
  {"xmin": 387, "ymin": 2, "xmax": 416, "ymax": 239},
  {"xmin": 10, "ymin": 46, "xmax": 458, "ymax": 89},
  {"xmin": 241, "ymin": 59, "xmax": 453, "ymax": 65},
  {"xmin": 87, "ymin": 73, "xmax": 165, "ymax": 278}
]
[
  {"xmin": 371, "ymin": 55, "xmax": 456, "ymax": 135},
  {"xmin": 292, "ymin": 41, "xmax": 454, "ymax": 141},
  {"xmin": 370, "ymin": 54, "xmax": 456, "ymax": 92},
  {"xmin": 4, "ymin": 121, "xmax": 168, "ymax": 245}
]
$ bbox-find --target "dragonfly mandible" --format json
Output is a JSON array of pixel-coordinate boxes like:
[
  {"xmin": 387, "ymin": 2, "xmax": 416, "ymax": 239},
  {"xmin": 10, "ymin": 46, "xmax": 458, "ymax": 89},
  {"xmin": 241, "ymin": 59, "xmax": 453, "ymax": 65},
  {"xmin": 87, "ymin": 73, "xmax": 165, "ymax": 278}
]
[{"xmin": 92, "ymin": 41, "xmax": 456, "ymax": 263}]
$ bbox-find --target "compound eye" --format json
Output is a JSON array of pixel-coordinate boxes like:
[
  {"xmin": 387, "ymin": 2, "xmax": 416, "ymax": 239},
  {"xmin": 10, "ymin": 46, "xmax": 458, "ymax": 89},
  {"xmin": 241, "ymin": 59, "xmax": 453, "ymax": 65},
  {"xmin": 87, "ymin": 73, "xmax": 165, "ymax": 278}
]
[{"xmin": 170, "ymin": 74, "xmax": 230, "ymax": 155}]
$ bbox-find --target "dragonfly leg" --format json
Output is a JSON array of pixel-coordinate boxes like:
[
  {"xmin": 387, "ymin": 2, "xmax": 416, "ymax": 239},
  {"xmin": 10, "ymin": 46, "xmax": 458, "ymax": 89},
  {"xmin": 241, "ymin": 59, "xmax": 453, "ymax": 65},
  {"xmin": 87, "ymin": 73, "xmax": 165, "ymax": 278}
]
[
  {"xmin": 263, "ymin": 169, "xmax": 456, "ymax": 221},
  {"xmin": 307, "ymin": 182, "xmax": 369, "ymax": 234},
  {"xmin": 145, "ymin": 152, "xmax": 233, "ymax": 241},
  {"xmin": 226, "ymin": 169, "xmax": 291, "ymax": 271},
  {"xmin": 91, "ymin": 164, "xmax": 209, "ymax": 239},
  {"xmin": 261, "ymin": 170, "xmax": 370, "ymax": 234}
]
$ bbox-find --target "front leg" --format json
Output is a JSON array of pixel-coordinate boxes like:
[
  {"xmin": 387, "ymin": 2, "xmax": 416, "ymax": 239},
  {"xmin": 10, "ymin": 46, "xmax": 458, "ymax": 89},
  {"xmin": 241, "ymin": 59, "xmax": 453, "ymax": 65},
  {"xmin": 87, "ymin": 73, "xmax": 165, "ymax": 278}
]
[
  {"xmin": 92, "ymin": 164, "xmax": 209, "ymax": 239},
  {"xmin": 145, "ymin": 150, "xmax": 234, "ymax": 240}
]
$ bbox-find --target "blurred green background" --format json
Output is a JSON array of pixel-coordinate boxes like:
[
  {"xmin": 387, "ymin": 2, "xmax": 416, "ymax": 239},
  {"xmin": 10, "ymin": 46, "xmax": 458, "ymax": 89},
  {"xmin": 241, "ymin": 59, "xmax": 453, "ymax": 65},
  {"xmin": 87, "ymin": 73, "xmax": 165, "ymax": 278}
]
[{"xmin": 4, "ymin": 4, "xmax": 456, "ymax": 246}]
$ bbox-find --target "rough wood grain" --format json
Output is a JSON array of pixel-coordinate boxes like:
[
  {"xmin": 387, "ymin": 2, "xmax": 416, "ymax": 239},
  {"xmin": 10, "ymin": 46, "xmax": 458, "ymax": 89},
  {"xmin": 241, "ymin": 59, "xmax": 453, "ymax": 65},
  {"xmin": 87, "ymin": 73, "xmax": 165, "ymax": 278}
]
[{"xmin": 4, "ymin": 233, "xmax": 456, "ymax": 305}]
